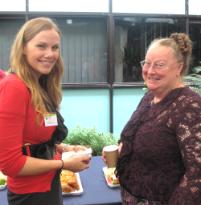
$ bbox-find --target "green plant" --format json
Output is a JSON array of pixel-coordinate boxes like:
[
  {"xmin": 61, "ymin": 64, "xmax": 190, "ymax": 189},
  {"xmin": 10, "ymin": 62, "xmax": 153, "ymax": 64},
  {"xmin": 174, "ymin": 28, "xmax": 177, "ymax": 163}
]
[
  {"xmin": 184, "ymin": 66, "xmax": 201, "ymax": 95},
  {"xmin": 63, "ymin": 126, "xmax": 118, "ymax": 156}
]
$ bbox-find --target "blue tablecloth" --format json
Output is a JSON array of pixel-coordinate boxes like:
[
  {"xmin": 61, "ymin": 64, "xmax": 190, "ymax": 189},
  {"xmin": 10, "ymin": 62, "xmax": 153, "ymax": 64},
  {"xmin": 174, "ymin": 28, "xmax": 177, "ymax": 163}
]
[{"xmin": 0, "ymin": 156, "xmax": 122, "ymax": 205}]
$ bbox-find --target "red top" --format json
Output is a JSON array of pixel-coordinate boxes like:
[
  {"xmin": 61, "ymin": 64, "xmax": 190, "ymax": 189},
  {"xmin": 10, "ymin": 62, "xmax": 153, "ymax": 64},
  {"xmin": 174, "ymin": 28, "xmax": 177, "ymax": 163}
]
[
  {"xmin": 0, "ymin": 74, "xmax": 60, "ymax": 194},
  {"xmin": 0, "ymin": 69, "xmax": 6, "ymax": 80}
]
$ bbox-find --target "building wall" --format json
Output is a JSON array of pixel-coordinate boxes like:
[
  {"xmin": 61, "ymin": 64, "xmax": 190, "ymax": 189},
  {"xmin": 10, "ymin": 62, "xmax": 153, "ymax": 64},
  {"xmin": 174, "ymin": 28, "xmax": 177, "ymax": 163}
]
[
  {"xmin": 0, "ymin": 0, "xmax": 200, "ymax": 137},
  {"xmin": 61, "ymin": 88, "xmax": 145, "ymax": 137}
]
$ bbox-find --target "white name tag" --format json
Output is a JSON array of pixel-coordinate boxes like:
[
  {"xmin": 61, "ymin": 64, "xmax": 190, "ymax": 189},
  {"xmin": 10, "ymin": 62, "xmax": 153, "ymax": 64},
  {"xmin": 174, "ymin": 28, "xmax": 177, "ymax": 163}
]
[{"xmin": 44, "ymin": 113, "xmax": 58, "ymax": 127}]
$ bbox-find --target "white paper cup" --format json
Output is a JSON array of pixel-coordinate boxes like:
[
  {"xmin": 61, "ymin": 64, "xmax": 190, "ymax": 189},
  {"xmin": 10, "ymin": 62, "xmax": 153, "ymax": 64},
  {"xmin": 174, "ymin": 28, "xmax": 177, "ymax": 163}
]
[{"xmin": 103, "ymin": 145, "xmax": 118, "ymax": 168}]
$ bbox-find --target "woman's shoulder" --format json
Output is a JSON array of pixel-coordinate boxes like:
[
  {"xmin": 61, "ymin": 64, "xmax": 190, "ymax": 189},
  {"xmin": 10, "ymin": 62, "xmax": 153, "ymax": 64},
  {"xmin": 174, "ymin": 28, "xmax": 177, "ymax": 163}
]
[
  {"xmin": 182, "ymin": 87, "xmax": 201, "ymax": 102},
  {"xmin": 140, "ymin": 90, "xmax": 154, "ymax": 103},
  {"xmin": 0, "ymin": 74, "xmax": 30, "ymax": 96},
  {"xmin": 0, "ymin": 69, "xmax": 6, "ymax": 80},
  {"xmin": 1, "ymin": 74, "xmax": 25, "ymax": 87},
  {"xmin": 176, "ymin": 87, "xmax": 201, "ymax": 110}
]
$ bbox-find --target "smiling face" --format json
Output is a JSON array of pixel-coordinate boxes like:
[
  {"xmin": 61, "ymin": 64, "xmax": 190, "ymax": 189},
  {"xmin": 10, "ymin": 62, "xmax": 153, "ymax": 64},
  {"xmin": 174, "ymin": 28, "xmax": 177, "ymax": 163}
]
[
  {"xmin": 142, "ymin": 45, "xmax": 183, "ymax": 99},
  {"xmin": 23, "ymin": 29, "xmax": 60, "ymax": 78}
]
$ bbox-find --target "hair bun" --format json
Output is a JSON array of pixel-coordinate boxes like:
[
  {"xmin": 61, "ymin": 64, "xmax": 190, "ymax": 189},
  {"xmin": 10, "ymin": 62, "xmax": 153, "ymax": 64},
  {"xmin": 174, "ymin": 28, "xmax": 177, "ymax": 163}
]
[{"xmin": 170, "ymin": 33, "xmax": 192, "ymax": 55}]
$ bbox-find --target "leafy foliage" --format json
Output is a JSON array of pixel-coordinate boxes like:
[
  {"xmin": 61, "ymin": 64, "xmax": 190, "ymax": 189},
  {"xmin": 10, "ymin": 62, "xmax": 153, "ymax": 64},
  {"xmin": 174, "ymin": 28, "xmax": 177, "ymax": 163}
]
[
  {"xmin": 184, "ymin": 66, "xmax": 201, "ymax": 95},
  {"xmin": 64, "ymin": 126, "xmax": 118, "ymax": 156}
]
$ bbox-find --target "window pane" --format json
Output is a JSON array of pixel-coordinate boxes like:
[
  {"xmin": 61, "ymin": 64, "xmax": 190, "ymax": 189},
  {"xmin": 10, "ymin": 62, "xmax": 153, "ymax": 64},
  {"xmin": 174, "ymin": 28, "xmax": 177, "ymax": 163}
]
[
  {"xmin": 29, "ymin": 0, "xmax": 109, "ymax": 12},
  {"xmin": 189, "ymin": 20, "xmax": 201, "ymax": 72},
  {"xmin": 112, "ymin": 0, "xmax": 185, "ymax": 15},
  {"xmin": 0, "ymin": 0, "xmax": 26, "ymax": 11},
  {"xmin": 56, "ymin": 17, "xmax": 107, "ymax": 83},
  {"xmin": 189, "ymin": 0, "xmax": 201, "ymax": 15},
  {"xmin": 0, "ymin": 18, "xmax": 25, "ymax": 70},
  {"xmin": 114, "ymin": 17, "xmax": 186, "ymax": 82}
]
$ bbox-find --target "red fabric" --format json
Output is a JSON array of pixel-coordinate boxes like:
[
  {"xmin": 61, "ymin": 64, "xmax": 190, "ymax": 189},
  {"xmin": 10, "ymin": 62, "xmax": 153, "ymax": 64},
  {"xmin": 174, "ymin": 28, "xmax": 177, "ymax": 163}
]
[
  {"xmin": 0, "ymin": 69, "xmax": 6, "ymax": 80},
  {"xmin": 0, "ymin": 74, "xmax": 59, "ymax": 194}
]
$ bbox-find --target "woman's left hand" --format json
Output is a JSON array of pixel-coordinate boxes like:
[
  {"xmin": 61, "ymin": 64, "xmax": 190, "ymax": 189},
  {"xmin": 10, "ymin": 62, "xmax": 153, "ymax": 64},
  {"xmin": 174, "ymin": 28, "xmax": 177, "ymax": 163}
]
[
  {"xmin": 56, "ymin": 143, "xmax": 73, "ymax": 153},
  {"xmin": 56, "ymin": 143, "xmax": 88, "ymax": 153},
  {"xmin": 71, "ymin": 145, "xmax": 87, "ymax": 152}
]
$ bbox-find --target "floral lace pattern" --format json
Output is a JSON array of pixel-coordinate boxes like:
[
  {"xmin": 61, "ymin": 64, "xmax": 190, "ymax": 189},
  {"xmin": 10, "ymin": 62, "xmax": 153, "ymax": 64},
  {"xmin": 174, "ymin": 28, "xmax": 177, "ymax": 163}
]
[
  {"xmin": 118, "ymin": 87, "xmax": 201, "ymax": 205},
  {"xmin": 121, "ymin": 187, "xmax": 167, "ymax": 205}
]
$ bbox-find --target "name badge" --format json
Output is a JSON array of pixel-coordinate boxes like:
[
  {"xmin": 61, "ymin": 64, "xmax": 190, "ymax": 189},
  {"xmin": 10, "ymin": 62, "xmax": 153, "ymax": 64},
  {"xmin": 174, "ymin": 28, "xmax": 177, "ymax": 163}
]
[{"xmin": 44, "ymin": 113, "xmax": 58, "ymax": 127}]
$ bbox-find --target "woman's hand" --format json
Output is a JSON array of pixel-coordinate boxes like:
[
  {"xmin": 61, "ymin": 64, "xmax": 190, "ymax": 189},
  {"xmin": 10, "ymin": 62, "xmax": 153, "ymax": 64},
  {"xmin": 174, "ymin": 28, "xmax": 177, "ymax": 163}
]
[
  {"xmin": 71, "ymin": 145, "xmax": 88, "ymax": 152},
  {"xmin": 101, "ymin": 149, "xmax": 106, "ymax": 164},
  {"xmin": 55, "ymin": 143, "xmax": 70, "ymax": 154},
  {"xmin": 62, "ymin": 155, "xmax": 91, "ymax": 172},
  {"xmin": 118, "ymin": 142, "xmax": 123, "ymax": 154},
  {"xmin": 56, "ymin": 143, "xmax": 88, "ymax": 154}
]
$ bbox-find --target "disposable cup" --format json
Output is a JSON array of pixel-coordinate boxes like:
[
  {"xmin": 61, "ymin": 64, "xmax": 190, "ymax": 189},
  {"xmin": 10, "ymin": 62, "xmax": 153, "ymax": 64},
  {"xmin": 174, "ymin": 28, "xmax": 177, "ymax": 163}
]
[{"xmin": 103, "ymin": 145, "xmax": 118, "ymax": 168}]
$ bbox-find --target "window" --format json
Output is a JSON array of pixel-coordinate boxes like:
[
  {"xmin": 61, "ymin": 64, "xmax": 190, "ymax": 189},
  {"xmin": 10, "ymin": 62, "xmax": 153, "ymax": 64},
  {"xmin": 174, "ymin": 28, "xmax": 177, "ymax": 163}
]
[
  {"xmin": 0, "ymin": 0, "xmax": 26, "ymax": 11},
  {"xmin": 55, "ymin": 17, "xmax": 108, "ymax": 83},
  {"xmin": 114, "ymin": 16, "xmax": 186, "ymax": 82},
  {"xmin": 0, "ymin": 18, "xmax": 25, "ymax": 70},
  {"xmin": 189, "ymin": 19, "xmax": 201, "ymax": 72},
  {"xmin": 29, "ymin": 0, "xmax": 109, "ymax": 13},
  {"xmin": 112, "ymin": 0, "xmax": 185, "ymax": 15},
  {"xmin": 189, "ymin": 0, "xmax": 201, "ymax": 15}
]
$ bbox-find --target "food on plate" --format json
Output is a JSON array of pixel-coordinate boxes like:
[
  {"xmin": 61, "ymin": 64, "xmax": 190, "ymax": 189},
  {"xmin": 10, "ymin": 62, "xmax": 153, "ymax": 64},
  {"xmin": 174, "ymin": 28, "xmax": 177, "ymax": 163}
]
[
  {"xmin": 0, "ymin": 178, "xmax": 6, "ymax": 185},
  {"xmin": 60, "ymin": 170, "xmax": 80, "ymax": 193},
  {"xmin": 0, "ymin": 172, "xmax": 7, "ymax": 184},
  {"xmin": 0, "ymin": 172, "xmax": 7, "ymax": 190},
  {"xmin": 105, "ymin": 168, "xmax": 119, "ymax": 185}
]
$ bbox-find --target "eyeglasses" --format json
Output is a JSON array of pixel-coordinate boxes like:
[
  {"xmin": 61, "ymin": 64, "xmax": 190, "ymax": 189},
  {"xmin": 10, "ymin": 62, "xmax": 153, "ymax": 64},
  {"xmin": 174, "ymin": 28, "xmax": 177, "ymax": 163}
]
[{"xmin": 140, "ymin": 60, "xmax": 167, "ymax": 70}]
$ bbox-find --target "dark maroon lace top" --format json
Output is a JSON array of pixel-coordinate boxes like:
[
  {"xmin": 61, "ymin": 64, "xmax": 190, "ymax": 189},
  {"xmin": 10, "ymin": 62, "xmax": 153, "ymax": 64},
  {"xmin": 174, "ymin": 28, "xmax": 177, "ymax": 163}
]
[{"xmin": 116, "ymin": 87, "xmax": 201, "ymax": 204}]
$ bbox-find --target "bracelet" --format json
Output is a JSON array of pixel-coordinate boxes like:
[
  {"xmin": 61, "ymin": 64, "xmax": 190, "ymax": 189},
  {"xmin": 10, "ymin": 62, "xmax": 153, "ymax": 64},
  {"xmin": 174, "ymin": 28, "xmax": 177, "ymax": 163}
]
[{"xmin": 60, "ymin": 159, "xmax": 64, "ymax": 169}]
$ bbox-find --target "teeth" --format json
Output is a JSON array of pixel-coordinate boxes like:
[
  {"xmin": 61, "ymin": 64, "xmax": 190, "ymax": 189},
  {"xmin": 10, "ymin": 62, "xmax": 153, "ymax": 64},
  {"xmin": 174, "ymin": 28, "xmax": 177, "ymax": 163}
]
[
  {"xmin": 148, "ymin": 77, "xmax": 159, "ymax": 80},
  {"xmin": 41, "ymin": 61, "xmax": 53, "ymax": 65},
  {"xmin": 42, "ymin": 61, "xmax": 52, "ymax": 63},
  {"xmin": 39, "ymin": 59, "xmax": 54, "ymax": 63}
]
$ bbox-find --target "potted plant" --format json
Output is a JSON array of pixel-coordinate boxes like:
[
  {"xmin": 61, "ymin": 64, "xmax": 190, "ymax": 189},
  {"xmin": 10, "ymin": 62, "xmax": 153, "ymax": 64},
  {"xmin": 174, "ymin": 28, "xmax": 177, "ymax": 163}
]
[
  {"xmin": 63, "ymin": 126, "xmax": 118, "ymax": 156},
  {"xmin": 184, "ymin": 66, "xmax": 201, "ymax": 95}
]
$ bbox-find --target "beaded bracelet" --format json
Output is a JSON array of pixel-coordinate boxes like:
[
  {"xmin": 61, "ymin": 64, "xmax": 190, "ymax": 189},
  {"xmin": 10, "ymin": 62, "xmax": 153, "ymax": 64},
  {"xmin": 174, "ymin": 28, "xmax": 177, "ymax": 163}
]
[{"xmin": 60, "ymin": 159, "xmax": 64, "ymax": 169}]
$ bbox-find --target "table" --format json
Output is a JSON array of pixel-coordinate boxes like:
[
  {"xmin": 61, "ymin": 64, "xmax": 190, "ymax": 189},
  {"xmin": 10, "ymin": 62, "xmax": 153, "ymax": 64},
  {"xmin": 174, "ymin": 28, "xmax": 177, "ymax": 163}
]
[{"xmin": 0, "ymin": 156, "xmax": 122, "ymax": 205}]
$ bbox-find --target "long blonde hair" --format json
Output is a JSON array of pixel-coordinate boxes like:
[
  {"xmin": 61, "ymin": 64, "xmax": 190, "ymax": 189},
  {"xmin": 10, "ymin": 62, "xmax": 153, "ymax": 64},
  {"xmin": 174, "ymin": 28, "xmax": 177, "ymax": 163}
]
[{"xmin": 10, "ymin": 17, "xmax": 64, "ymax": 115}]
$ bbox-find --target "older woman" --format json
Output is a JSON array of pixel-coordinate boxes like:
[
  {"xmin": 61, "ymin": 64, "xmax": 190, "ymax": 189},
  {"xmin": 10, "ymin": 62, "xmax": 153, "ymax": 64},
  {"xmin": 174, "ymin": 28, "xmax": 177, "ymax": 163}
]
[{"xmin": 116, "ymin": 33, "xmax": 201, "ymax": 205}]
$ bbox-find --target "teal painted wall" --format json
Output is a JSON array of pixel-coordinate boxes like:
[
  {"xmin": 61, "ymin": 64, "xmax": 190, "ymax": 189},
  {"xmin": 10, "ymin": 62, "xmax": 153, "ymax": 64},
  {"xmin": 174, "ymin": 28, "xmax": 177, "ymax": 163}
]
[
  {"xmin": 113, "ymin": 88, "xmax": 145, "ymax": 137},
  {"xmin": 60, "ymin": 89, "xmax": 110, "ymax": 132},
  {"xmin": 60, "ymin": 88, "xmax": 145, "ymax": 137}
]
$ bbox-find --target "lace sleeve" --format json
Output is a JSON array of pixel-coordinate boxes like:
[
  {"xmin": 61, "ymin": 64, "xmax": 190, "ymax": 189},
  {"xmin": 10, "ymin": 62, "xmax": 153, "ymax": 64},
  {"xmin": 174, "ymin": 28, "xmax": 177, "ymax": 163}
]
[{"xmin": 169, "ymin": 97, "xmax": 201, "ymax": 204}]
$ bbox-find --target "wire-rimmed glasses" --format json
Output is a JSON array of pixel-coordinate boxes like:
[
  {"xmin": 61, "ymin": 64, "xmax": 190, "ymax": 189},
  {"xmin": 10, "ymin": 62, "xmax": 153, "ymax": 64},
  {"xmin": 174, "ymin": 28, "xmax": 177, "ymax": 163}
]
[{"xmin": 140, "ymin": 60, "xmax": 167, "ymax": 70}]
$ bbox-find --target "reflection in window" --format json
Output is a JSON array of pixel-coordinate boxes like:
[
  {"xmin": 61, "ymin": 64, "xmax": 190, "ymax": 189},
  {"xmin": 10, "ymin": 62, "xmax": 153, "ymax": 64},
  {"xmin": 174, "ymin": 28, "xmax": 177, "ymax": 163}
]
[
  {"xmin": 56, "ymin": 18, "xmax": 107, "ymax": 83},
  {"xmin": 0, "ymin": 19, "xmax": 25, "ymax": 70},
  {"xmin": 189, "ymin": 20, "xmax": 201, "ymax": 72},
  {"xmin": 114, "ymin": 17, "xmax": 185, "ymax": 82}
]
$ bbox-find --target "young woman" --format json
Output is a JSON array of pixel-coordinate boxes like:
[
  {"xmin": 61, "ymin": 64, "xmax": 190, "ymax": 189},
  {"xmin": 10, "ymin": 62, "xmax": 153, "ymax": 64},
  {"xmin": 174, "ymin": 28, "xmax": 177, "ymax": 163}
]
[
  {"xmin": 0, "ymin": 17, "xmax": 90, "ymax": 205},
  {"xmin": 0, "ymin": 69, "xmax": 6, "ymax": 80}
]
